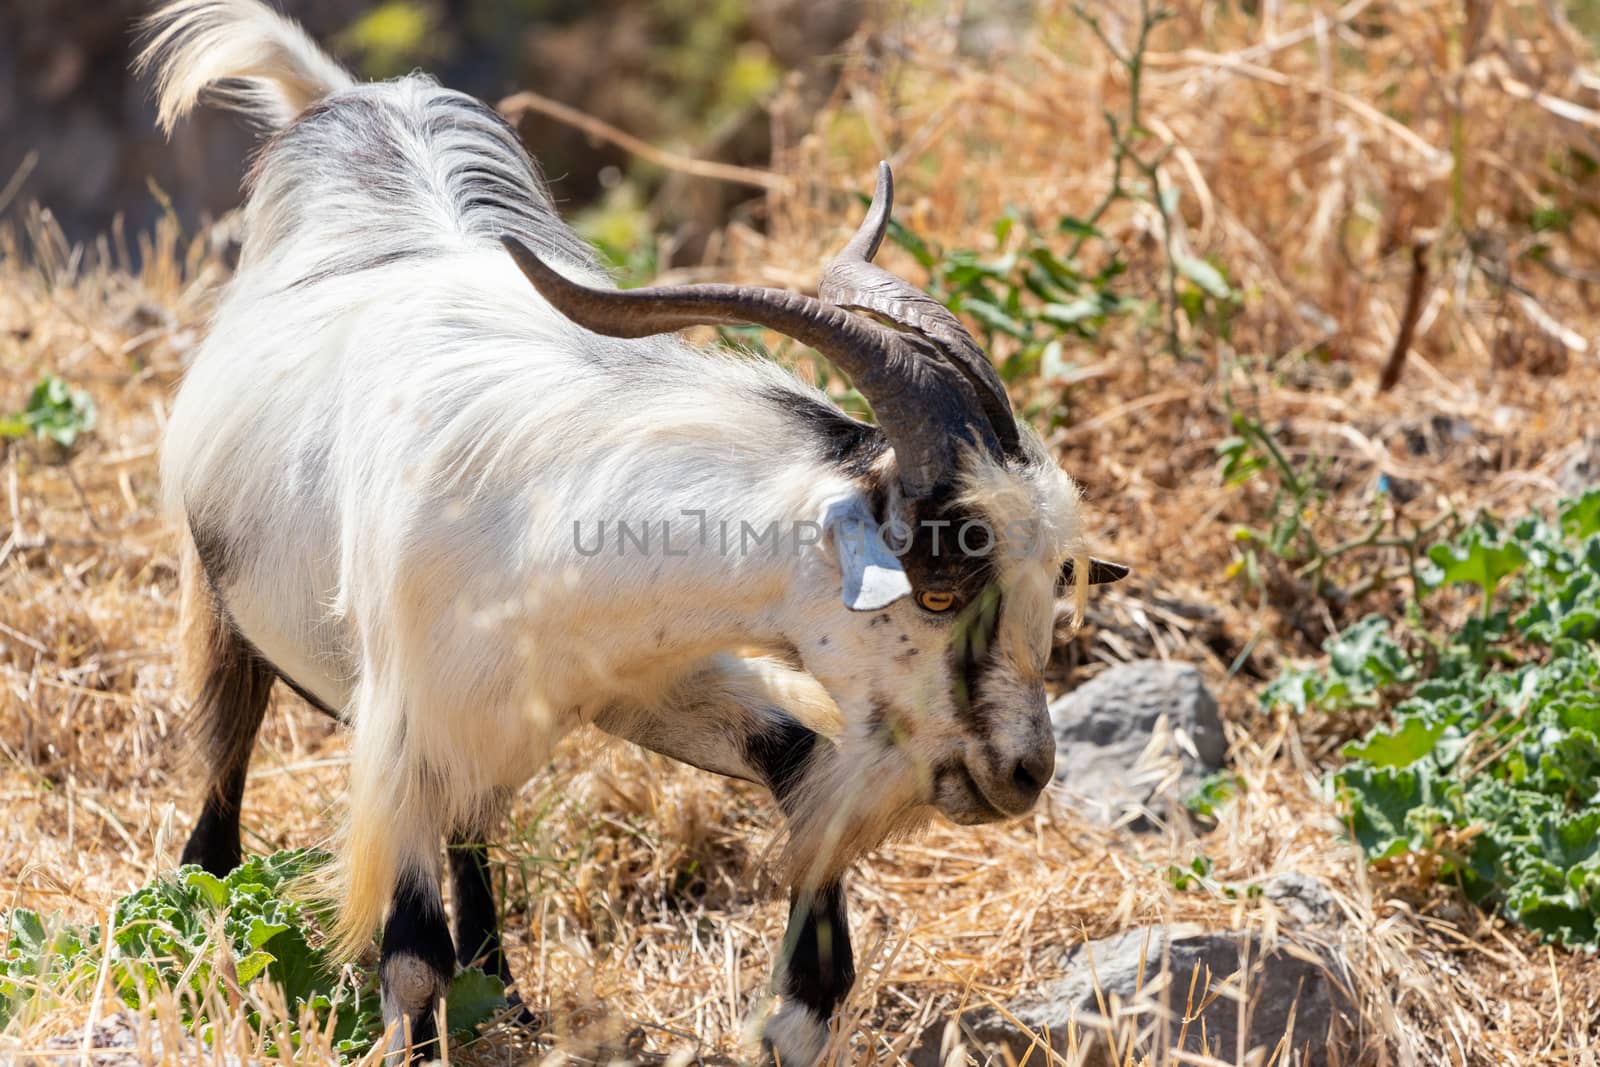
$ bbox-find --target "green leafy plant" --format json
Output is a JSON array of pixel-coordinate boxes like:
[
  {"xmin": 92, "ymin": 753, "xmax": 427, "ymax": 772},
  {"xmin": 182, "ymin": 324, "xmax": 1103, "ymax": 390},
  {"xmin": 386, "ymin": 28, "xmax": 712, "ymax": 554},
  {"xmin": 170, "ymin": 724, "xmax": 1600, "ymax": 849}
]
[
  {"xmin": 1424, "ymin": 518, "xmax": 1530, "ymax": 619},
  {"xmin": 867, "ymin": 0, "xmax": 1242, "ymax": 396},
  {"xmin": 877, "ymin": 196, "xmax": 1241, "ymax": 423},
  {"xmin": 1218, "ymin": 402, "xmax": 1458, "ymax": 608},
  {"xmin": 1263, "ymin": 490, "xmax": 1600, "ymax": 948},
  {"xmin": 1217, "ymin": 407, "xmax": 1330, "ymax": 592},
  {"xmin": 880, "ymin": 207, "xmax": 1143, "ymax": 396},
  {"xmin": 1183, "ymin": 769, "xmax": 1243, "ymax": 821},
  {"xmin": 575, "ymin": 185, "xmax": 660, "ymax": 286},
  {"xmin": 1165, "ymin": 853, "xmax": 1263, "ymax": 901},
  {"xmin": 1259, "ymin": 614, "xmax": 1416, "ymax": 716},
  {"xmin": 0, "ymin": 849, "xmax": 506, "ymax": 1054},
  {"xmin": 0, "ymin": 375, "xmax": 97, "ymax": 448},
  {"xmin": 336, "ymin": 1, "xmax": 440, "ymax": 80}
]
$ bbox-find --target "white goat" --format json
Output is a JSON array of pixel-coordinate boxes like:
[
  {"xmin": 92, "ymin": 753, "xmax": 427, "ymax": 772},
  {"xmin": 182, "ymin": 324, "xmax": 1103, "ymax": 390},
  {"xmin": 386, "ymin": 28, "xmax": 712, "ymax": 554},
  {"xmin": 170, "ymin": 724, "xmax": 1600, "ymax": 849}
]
[{"xmin": 140, "ymin": 1, "xmax": 1127, "ymax": 1061}]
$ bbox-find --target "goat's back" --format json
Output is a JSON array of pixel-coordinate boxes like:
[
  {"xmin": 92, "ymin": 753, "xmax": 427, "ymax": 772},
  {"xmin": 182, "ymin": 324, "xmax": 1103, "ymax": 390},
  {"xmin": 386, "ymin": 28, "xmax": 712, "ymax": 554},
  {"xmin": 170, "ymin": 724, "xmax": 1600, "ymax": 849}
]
[
  {"xmin": 141, "ymin": 0, "xmax": 597, "ymax": 273},
  {"xmin": 241, "ymin": 79, "xmax": 601, "ymax": 279}
]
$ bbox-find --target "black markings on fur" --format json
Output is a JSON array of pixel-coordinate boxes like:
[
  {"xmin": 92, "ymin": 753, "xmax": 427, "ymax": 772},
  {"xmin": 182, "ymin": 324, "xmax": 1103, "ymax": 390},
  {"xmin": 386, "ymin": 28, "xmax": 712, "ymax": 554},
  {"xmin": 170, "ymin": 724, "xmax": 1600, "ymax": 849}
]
[
  {"xmin": 956, "ymin": 651, "xmax": 987, "ymax": 725},
  {"xmin": 180, "ymin": 749, "xmax": 255, "ymax": 876},
  {"xmin": 288, "ymin": 247, "xmax": 424, "ymax": 290},
  {"xmin": 449, "ymin": 158, "xmax": 539, "ymax": 220},
  {"xmin": 902, "ymin": 504, "xmax": 998, "ymax": 599},
  {"xmin": 949, "ymin": 589, "xmax": 1005, "ymax": 729},
  {"xmin": 444, "ymin": 839, "xmax": 540, "ymax": 1028},
  {"xmin": 274, "ymin": 672, "xmax": 339, "ymax": 718},
  {"xmin": 780, "ymin": 882, "xmax": 854, "ymax": 1021},
  {"xmin": 183, "ymin": 517, "xmax": 346, "ymax": 874},
  {"xmin": 190, "ymin": 520, "xmax": 238, "ymax": 592},
  {"xmin": 767, "ymin": 388, "xmax": 888, "ymax": 477},
  {"xmin": 252, "ymin": 79, "xmax": 601, "ymax": 292},
  {"xmin": 381, "ymin": 875, "xmax": 456, "ymax": 1055},
  {"xmin": 442, "ymin": 834, "xmax": 542, "ymax": 1030},
  {"xmin": 447, "ymin": 839, "xmax": 508, "ymax": 980},
  {"xmin": 743, "ymin": 714, "xmax": 818, "ymax": 811},
  {"xmin": 865, "ymin": 699, "xmax": 896, "ymax": 746}
]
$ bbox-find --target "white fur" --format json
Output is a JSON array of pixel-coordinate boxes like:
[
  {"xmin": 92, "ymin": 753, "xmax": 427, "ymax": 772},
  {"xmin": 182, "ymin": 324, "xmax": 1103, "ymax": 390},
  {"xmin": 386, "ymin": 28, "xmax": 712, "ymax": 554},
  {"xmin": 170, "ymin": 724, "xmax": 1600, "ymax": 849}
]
[
  {"xmin": 142, "ymin": 0, "xmax": 1090, "ymax": 1050},
  {"xmin": 764, "ymin": 1003, "xmax": 832, "ymax": 1066}
]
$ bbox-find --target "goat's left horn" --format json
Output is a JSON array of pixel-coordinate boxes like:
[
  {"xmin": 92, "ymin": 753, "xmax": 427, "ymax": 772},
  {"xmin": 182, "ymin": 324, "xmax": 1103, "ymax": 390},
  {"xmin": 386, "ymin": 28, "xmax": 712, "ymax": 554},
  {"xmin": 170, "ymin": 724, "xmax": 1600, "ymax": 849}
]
[
  {"xmin": 500, "ymin": 234, "xmax": 990, "ymax": 499},
  {"xmin": 820, "ymin": 162, "xmax": 1022, "ymax": 462}
]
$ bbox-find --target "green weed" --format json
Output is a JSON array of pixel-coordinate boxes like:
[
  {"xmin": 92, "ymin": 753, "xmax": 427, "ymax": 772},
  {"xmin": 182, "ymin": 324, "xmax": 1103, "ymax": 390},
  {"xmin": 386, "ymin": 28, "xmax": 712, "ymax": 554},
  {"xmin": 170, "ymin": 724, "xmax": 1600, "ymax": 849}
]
[
  {"xmin": 0, "ymin": 375, "xmax": 96, "ymax": 449},
  {"xmin": 1263, "ymin": 490, "xmax": 1600, "ymax": 948},
  {"xmin": 0, "ymin": 849, "xmax": 506, "ymax": 1055}
]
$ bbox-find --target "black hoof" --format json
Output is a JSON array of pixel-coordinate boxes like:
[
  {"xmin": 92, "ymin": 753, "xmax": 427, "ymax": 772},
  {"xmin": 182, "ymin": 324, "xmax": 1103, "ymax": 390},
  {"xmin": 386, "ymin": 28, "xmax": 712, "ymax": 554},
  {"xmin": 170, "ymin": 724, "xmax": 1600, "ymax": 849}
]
[{"xmin": 384, "ymin": 1013, "xmax": 443, "ymax": 1065}]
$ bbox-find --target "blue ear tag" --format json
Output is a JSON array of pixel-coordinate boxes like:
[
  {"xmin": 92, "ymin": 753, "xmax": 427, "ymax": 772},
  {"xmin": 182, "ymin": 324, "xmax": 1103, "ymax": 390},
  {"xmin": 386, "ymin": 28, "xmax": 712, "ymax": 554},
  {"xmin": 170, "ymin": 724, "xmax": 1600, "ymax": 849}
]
[{"xmin": 824, "ymin": 497, "xmax": 912, "ymax": 612}]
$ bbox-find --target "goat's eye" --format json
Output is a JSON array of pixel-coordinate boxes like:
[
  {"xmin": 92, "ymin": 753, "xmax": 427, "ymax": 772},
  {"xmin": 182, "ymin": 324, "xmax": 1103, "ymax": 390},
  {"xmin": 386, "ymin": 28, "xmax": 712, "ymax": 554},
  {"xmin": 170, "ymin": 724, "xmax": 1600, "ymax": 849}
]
[{"xmin": 916, "ymin": 590, "xmax": 957, "ymax": 613}]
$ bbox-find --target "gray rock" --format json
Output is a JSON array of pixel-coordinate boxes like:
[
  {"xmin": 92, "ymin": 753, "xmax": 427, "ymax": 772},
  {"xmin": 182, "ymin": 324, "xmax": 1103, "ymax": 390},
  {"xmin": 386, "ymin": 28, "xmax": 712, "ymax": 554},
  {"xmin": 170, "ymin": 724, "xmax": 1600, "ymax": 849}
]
[
  {"xmin": 1557, "ymin": 434, "xmax": 1600, "ymax": 497},
  {"xmin": 957, "ymin": 0, "xmax": 1035, "ymax": 57},
  {"xmin": 0, "ymin": 1011, "xmax": 239, "ymax": 1067},
  {"xmin": 1050, "ymin": 661, "xmax": 1226, "ymax": 827},
  {"xmin": 1262, "ymin": 871, "xmax": 1341, "ymax": 930},
  {"xmin": 909, "ymin": 925, "xmax": 1350, "ymax": 1067}
]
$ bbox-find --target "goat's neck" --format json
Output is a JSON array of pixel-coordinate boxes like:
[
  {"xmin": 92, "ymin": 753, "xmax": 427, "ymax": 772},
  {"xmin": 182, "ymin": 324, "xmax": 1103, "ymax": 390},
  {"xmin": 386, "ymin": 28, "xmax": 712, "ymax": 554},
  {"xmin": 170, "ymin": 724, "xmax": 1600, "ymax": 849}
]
[{"xmin": 567, "ymin": 456, "xmax": 856, "ymax": 666}]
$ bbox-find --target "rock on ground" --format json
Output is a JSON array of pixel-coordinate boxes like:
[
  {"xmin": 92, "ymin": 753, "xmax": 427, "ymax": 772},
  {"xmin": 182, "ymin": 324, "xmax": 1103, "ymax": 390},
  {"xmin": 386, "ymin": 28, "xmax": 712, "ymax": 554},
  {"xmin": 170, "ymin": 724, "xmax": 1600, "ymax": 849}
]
[
  {"xmin": 910, "ymin": 921, "xmax": 1350, "ymax": 1067},
  {"xmin": 1262, "ymin": 870, "xmax": 1342, "ymax": 930},
  {"xmin": 1557, "ymin": 433, "xmax": 1600, "ymax": 496},
  {"xmin": 1050, "ymin": 660, "xmax": 1226, "ymax": 827},
  {"xmin": 0, "ymin": 1011, "xmax": 236, "ymax": 1067}
]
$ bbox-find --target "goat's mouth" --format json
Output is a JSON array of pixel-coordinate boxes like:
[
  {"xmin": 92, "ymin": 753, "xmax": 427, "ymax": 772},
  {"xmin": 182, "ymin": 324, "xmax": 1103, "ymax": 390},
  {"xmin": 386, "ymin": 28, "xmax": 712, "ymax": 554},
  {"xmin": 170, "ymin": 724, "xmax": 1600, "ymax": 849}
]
[{"xmin": 931, "ymin": 761, "xmax": 1012, "ymax": 825}]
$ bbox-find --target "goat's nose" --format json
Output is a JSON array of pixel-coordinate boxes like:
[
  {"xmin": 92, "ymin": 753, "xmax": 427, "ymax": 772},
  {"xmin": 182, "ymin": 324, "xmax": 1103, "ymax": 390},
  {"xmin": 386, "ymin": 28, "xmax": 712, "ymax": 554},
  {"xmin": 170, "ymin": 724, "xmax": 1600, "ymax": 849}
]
[
  {"xmin": 1013, "ymin": 747, "xmax": 1055, "ymax": 794},
  {"xmin": 1006, "ymin": 747, "xmax": 1055, "ymax": 808}
]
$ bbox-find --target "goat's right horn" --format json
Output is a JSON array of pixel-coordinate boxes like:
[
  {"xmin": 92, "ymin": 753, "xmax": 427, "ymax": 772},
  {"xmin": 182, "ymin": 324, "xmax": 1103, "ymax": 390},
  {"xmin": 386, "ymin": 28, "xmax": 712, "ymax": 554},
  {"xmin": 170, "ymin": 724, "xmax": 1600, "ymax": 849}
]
[
  {"xmin": 821, "ymin": 163, "xmax": 1022, "ymax": 462},
  {"xmin": 501, "ymin": 235, "xmax": 993, "ymax": 499}
]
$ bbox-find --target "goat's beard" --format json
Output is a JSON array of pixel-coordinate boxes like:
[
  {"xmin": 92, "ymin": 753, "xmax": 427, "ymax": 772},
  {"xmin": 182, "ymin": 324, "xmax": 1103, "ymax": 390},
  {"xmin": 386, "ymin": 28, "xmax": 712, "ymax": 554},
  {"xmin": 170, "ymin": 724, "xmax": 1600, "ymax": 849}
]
[{"xmin": 779, "ymin": 737, "xmax": 932, "ymax": 889}]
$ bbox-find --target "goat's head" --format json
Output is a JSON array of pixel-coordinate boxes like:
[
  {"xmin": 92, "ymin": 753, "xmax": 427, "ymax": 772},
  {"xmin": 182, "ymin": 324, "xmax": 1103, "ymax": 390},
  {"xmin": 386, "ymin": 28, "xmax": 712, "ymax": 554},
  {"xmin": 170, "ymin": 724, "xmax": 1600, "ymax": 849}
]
[{"xmin": 502, "ymin": 164, "xmax": 1127, "ymax": 828}]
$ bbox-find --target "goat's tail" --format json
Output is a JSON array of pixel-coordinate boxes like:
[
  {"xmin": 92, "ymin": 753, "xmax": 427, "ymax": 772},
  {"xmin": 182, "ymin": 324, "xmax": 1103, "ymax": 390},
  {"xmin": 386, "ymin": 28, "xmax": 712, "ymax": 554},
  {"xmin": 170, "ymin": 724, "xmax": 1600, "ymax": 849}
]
[{"xmin": 137, "ymin": 0, "xmax": 354, "ymax": 134}]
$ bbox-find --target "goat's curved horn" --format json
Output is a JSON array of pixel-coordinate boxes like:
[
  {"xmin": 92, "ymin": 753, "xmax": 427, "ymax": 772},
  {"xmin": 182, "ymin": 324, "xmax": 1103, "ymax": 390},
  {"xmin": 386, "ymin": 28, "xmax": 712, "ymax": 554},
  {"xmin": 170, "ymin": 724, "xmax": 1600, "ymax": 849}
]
[
  {"xmin": 501, "ymin": 235, "xmax": 994, "ymax": 498},
  {"xmin": 821, "ymin": 162, "xmax": 1022, "ymax": 460}
]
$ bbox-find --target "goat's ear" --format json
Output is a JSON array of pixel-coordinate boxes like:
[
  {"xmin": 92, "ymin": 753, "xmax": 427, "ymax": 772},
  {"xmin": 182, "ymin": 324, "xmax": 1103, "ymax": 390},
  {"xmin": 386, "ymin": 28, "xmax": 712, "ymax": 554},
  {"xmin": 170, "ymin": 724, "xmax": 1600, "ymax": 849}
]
[
  {"xmin": 824, "ymin": 495, "xmax": 912, "ymax": 611},
  {"xmin": 1060, "ymin": 556, "xmax": 1131, "ymax": 587}
]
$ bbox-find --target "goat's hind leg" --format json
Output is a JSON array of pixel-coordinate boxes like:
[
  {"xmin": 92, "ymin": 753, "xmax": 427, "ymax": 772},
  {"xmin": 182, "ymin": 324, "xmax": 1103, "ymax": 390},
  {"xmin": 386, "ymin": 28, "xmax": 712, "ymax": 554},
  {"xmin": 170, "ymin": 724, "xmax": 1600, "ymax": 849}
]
[{"xmin": 177, "ymin": 530, "xmax": 275, "ymax": 876}]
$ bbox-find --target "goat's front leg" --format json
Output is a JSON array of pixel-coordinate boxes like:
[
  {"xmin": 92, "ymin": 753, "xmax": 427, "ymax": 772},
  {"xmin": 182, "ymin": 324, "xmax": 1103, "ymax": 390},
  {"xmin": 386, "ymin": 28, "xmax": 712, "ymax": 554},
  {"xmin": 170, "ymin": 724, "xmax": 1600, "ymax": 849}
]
[
  {"xmin": 446, "ymin": 833, "xmax": 541, "ymax": 1028},
  {"xmin": 595, "ymin": 655, "xmax": 855, "ymax": 1066},
  {"xmin": 380, "ymin": 867, "xmax": 455, "ymax": 1061},
  {"xmin": 765, "ymin": 881, "xmax": 853, "ymax": 1066},
  {"xmin": 446, "ymin": 837, "xmax": 509, "ymax": 982}
]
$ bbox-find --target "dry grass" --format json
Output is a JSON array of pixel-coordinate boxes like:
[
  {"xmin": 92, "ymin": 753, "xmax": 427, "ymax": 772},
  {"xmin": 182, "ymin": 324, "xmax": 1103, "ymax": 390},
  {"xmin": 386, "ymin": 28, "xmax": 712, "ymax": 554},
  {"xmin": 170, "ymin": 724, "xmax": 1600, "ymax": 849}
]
[{"xmin": 5, "ymin": 0, "xmax": 1600, "ymax": 1063}]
